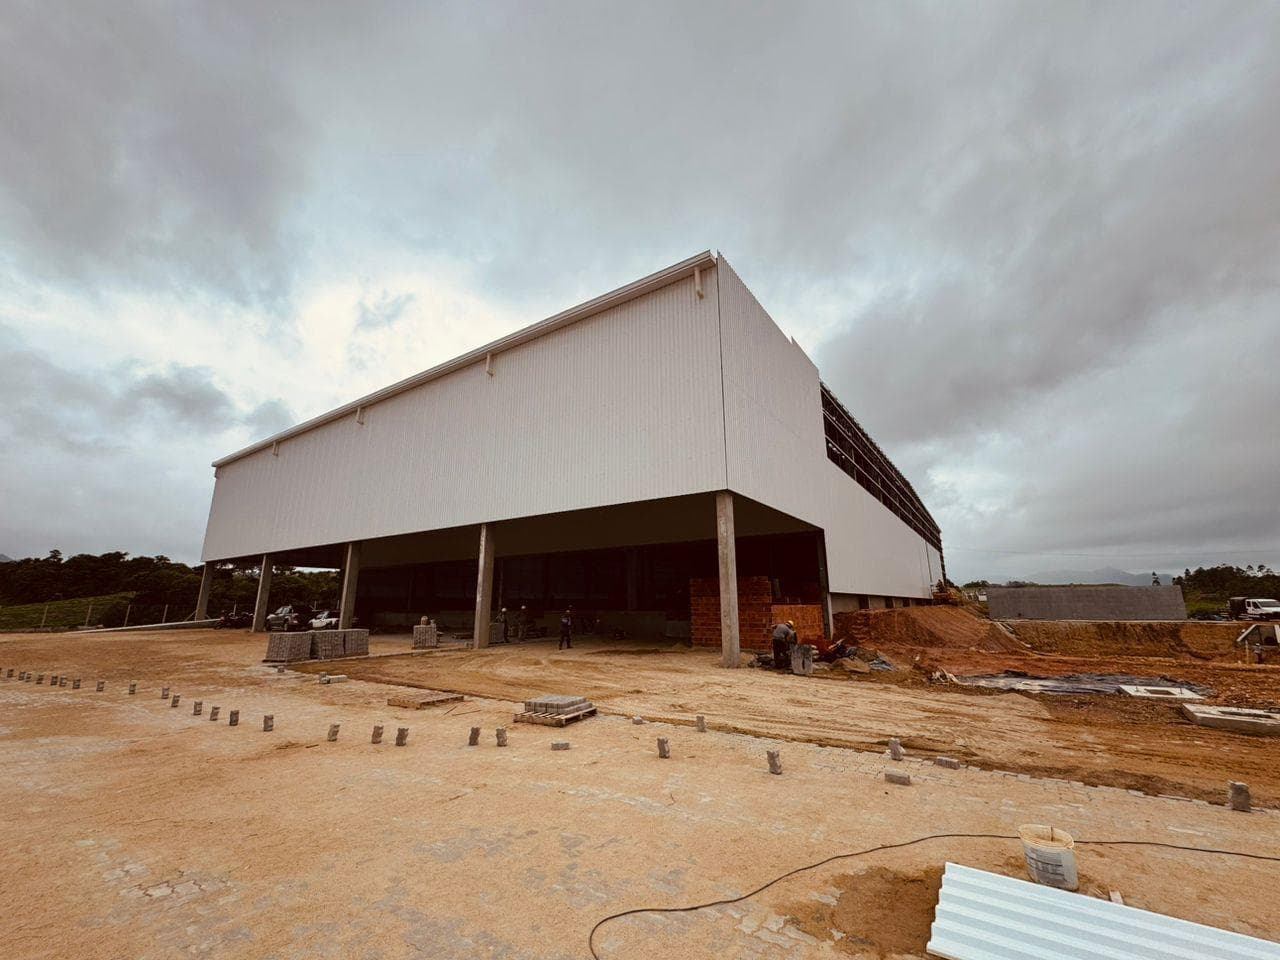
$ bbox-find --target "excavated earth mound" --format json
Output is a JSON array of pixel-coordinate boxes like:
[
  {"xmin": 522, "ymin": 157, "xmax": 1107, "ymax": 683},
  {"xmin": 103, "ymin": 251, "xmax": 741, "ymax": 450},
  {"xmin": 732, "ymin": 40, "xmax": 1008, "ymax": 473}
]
[{"xmin": 833, "ymin": 606, "xmax": 1025, "ymax": 654}]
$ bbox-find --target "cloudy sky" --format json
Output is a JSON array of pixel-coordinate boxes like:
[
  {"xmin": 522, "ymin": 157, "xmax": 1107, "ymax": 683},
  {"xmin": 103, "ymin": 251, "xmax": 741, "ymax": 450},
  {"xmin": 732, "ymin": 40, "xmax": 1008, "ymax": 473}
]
[{"xmin": 2, "ymin": 1, "xmax": 1277, "ymax": 582}]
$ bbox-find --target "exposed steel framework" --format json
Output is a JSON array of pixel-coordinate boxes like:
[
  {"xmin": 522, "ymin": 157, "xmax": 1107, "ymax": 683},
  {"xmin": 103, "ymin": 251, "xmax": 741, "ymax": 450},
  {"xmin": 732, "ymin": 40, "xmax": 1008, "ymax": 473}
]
[{"xmin": 820, "ymin": 383, "xmax": 942, "ymax": 553}]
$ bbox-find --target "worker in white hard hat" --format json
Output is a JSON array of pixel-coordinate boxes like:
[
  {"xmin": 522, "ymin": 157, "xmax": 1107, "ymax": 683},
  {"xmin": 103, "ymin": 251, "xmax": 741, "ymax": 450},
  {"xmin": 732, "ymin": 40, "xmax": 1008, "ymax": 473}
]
[{"xmin": 771, "ymin": 619, "xmax": 798, "ymax": 672}]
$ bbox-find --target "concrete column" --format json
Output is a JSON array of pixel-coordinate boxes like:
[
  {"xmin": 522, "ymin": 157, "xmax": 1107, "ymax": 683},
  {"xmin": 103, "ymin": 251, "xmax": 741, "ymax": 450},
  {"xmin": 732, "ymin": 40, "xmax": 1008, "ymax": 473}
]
[
  {"xmin": 338, "ymin": 541, "xmax": 361, "ymax": 629},
  {"xmin": 195, "ymin": 563, "xmax": 215, "ymax": 620},
  {"xmin": 251, "ymin": 555, "xmax": 273, "ymax": 632},
  {"xmin": 816, "ymin": 533, "xmax": 833, "ymax": 641},
  {"xmin": 473, "ymin": 523, "xmax": 496, "ymax": 648},
  {"xmin": 715, "ymin": 491, "xmax": 740, "ymax": 668}
]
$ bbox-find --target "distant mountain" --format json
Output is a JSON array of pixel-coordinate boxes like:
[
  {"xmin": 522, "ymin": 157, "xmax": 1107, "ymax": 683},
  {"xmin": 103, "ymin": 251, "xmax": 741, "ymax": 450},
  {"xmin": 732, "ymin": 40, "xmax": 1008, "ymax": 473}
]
[
  {"xmin": 0, "ymin": 554, "xmax": 12, "ymax": 563},
  {"xmin": 1023, "ymin": 566, "xmax": 1177, "ymax": 587}
]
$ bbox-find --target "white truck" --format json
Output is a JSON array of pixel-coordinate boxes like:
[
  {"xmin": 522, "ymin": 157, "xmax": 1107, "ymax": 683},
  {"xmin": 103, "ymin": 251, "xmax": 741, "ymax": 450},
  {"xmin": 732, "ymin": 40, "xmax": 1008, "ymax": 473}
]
[{"xmin": 1229, "ymin": 597, "xmax": 1280, "ymax": 621}]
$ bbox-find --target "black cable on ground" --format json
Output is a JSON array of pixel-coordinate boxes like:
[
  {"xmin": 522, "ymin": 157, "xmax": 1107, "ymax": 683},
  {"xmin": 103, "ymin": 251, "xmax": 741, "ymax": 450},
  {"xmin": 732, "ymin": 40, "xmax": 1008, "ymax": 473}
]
[{"xmin": 586, "ymin": 832, "xmax": 1280, "ymax": 959}]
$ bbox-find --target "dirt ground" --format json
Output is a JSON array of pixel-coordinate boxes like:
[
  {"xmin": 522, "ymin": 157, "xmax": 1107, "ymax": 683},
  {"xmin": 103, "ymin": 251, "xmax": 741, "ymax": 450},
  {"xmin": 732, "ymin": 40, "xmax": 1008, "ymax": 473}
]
[{"xmin": 2, "ymin": 627, "xmax": 1279, "ymax": 959}]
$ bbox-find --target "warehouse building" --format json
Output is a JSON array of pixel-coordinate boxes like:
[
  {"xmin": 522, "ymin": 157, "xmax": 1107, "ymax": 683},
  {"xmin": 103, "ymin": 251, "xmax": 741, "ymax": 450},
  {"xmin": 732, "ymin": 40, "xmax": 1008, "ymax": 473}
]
[{"xmin": 196, "ymin": 252, "xmax": 942, "ymax": 665}]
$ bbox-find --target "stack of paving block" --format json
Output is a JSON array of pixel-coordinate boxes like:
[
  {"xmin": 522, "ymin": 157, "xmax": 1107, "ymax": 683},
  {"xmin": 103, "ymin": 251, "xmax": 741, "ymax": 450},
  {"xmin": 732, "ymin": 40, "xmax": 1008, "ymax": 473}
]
[
  {"xmin": 310, "ymin": 630, "xmax": 346, "ymax": 660},
  {"xmin": 412, "ymin": 622, "xmax": 439, "ymax": 649},
  {"xmin": 264, "ymin": 632, "xmax": 312, "ymax": 662},
  {"xmin": 343, "ymin": 629, "xmax": 369, "ymax": 657},
  {"xmin": 514, "ymin": 694, "xmax": 597, "ymax": 727}
]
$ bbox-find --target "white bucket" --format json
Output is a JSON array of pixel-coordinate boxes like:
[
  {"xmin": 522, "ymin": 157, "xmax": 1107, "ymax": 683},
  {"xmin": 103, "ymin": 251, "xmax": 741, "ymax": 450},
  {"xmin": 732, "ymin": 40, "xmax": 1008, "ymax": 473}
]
[{"xmin": 1019, "ymin": 824, "xmax": 1079, "ymax": 891}]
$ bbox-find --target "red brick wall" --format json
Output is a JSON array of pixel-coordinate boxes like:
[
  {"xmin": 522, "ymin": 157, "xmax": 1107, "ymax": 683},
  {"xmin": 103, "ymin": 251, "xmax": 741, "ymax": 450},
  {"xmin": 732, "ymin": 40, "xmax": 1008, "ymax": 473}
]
[
  {"xmin": 690, "ymin": 576, "xmax": 773, "ymax": 650},
  {"xmin": 771, "ymin": 603, "xmax": 828, "ymax": 651}
]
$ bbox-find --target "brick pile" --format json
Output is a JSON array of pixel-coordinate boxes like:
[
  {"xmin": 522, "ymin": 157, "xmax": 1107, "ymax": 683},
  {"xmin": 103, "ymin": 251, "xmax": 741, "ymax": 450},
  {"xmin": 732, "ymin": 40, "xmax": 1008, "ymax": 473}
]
[{"xmin": 689, "ymin": 577, "xmax": 772, "ymax": 650}]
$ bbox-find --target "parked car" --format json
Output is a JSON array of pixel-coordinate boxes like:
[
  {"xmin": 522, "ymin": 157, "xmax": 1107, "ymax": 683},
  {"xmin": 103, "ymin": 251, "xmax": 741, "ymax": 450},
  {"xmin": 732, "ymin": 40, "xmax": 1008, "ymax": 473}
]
[
  {"xmin": 215, "ymin": 610, "xmax": 253, "ymax": 629},
  {"xmin": 309, "ymin": 609, "xmax": 356, "ymax": 630},
  {"xmin": 266, "ymin": 604, "xmax": 316, "ymax": 632},
  {"xmin": 1229, "ymin": 597, "xmax": 1280, "ymax": 621}
]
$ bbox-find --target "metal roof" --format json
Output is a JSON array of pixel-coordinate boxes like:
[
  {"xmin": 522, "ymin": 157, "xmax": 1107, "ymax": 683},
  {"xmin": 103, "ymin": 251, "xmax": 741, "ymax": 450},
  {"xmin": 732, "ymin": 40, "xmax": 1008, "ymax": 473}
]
[
  {"xmin": 927, "ymin": 862, "xmax": 1280, "ymax": 960},
  {"xmin": 212, "ymin": 250, "xmax": 718, "ymax": 467}
]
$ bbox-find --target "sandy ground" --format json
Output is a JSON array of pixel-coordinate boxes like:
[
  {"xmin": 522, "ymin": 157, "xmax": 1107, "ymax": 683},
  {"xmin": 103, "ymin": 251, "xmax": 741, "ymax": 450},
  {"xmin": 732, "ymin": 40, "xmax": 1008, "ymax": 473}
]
[{"xmin": 1, "ymin": 628, "xmax": 1278, "ymax": 959}]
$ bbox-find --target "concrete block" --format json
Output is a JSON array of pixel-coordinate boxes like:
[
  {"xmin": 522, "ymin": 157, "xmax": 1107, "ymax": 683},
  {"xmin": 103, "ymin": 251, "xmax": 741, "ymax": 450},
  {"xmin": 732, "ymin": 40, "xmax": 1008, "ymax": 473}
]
[
  {"xmin": 657, "ymin": 737, "xmax": 670, "ymax": 759},
  {"xmin": 1229, "ymin": 781, "xmax": 1251, "ymax": 812},
  {"xmin": 327, "ymin": 723, "xmax": 340, "ymax": 742},
  {"xmin": 935, "ymin": 756, "xmax": 961, "ymax": 769},
  {"xmin": 59, "ymin": 677, "xmax": 67, "ymax": 687},
  {"xmin": 468, "ymin": 726, "xmax": 481, "ymax": 746},
  {"xmin": 632, "ymin": 717, "xmax": 645, "ymax": 725},
  {"xmin": 790, "ymin": 644, "xmax": 815, "ymax": 676},
  {"xmin": 888, "ymin": 738, "xmax": 905, "ymax": 761},
  {"xmin": 263, "ymin": 715, "xmax": 274, "ymax": 732},
  {"xmin": 228, "ymin": 709, "xmax": 239, "ymax": 727},
  {"xmin": 128, "ymin": 682, "xmax": 137, "ymax": 695},
  {"xmin": 371, "ymin": 725, "xmax": 384, "ymax": 744},
  {"xmin": 496, "ymin": 727, "xmax": 508, "ymax": 747},
  {"xmin": 1182, "ymin": 704, "xmax": 1280, "ymax": 736},
  {"xmin": 319, "ymin": 674, "xmax": 348, "ymax": 684},
  {"xmin": 551, "ymin": 741, "xmax": 570, "ymax": 750},
  {"xmin": 767, "ymin": 750, "xmax": 782, "ymax": 775},
  {"xmin": 35, "ymin": 674, "xmax": 44, "ymax": 684},
  {"xmin": 72, "ymin": 679, "xmax": 81, "ymax": 690},
  {"xmin": 696, "ymin": 715, "xmax": 707, "ymax": 732},
  {"xmin": 209, "ymin": 706, "xmax": 220, "ymax": 721},
  {"xmin": 885, "ymin": 771, "xmax": 912, "ymax": 786},
  {"xmin": 161, "ymin": 687, "xmax": 169, "ymax": 699},
  {"xmin": 171, "ymin": 695, "xmax": 180, "ymax": 708},
  {"xmin": 95, "ymin": 681, "xmax": 104, "ymax": 692},
  {"xmin": 395, "ymin": 727, "xmax": 408, "ymax": 746},
  {"xmin": 193, "ymin": 700, "xmax": 203, "ymax": 716},
  {"xmin": 50, "ymin": 675, "xmax": 58, "ymax": 685}
]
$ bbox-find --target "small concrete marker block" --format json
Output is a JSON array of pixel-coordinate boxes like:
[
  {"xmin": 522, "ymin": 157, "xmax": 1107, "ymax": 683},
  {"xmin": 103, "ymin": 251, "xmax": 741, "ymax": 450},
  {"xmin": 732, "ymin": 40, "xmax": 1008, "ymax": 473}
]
[
  {"xmin": 888, "ymin": 738, "xmax": 905, "ymax": 761},
  {"xmin": 95, "ymin": 681, "xmax": 105, "ymax": 692},
  {"xmin": 496, "ymin": 727, "xmax": 508, "ymax": 747},
  {"xmin": 468, "ymin": 726, "xmax": 481, "ymax": 746},
  {"xmin": 193, "ymin": 700, "xmax": 203, "ymax": 716},
  {"xmin": 161, "ymin": 687, "xmax": 170, "ymax": 699},
  {"xmin": 73, "ymin": 679, "xmax": 81, "ymax": 690},
  {"xmin": 395, "ymin": 727, "xmax": 408, "ymax": 747},
  {"xmin": 59, "ymin": 677, "xmax": 67, "ymax": 687},
  {"xmin": 275, "ymin": 665, "xmax": 285, "ymax": 674},
  {"xmin": 128, "ymin": 682, "xmax": 137, "ymax": 695},
  {"xmin": 1229, "ymin": 781, "xmax": 1252, "ymax": 813},
  {"xmin": 228, "ymin": 710, "xmax": 239, "ymax": 727},
  {"xmin": 36, "ymin": 674, "xmax": 44, "ymax": 684},
  {"xmin": 632, "ymin": 716, "xmax": 645, "ymax": 725},
  {"xmin": 885, "ymin": 770, "xmax": 912, "ymax": 786},
  {"xmin": 171, "ymin": 695, "xmax": 181, "ymax": 708},
  {"xmin": 208, "ymin": 706, "xmax": 220, "ymax": 721},
  {"xmin": 263, "ymin": 715, "xmax": 274, "ymax": 732},
  {"xmin": 5, "ymin": 669, "xmax": 12, "ymax": 678},
  {"xmin": 50, "ymin": 675, "xmax": 58, "ymax": 685},
  {"xmin": 371, "ymin": 725, "xmax": 384, "ymax": 744},
  {"xmin": 657, "ymin": 737, "xmax": 670, "ymax": 759},
  {"xmin": 696, "ymin": 715, "xmax": 707, "ymax": 733},
  {"xmin": 934, "ymin": 756, "xmax": 961, "ymax": 769},
  {"xmin": 551, "ymin": 741, "xmax": 570, "ymax": 751},
  {"xmin": 767, "ymin": 750, "xmax": 782, "ymax": 775},
  {"xmin": 326, "ymin": 723, "xmax": 340, "ymax": 742}
]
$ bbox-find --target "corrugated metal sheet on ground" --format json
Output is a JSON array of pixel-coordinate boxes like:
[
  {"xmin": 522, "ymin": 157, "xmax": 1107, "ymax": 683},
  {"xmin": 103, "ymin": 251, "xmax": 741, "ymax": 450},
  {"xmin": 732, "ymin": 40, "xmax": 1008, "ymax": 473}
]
[{"xmin": 927, "ymin": 862, "xmax": 1280, "ymax": 960}]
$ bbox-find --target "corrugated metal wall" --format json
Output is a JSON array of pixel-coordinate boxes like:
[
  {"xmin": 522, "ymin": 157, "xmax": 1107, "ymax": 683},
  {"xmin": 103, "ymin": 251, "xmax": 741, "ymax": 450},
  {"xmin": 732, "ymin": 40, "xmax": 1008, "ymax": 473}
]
[
  {"xmin": 716, "ymin": 258, "xmax": 938, "ymax": 599},
  {"xmin": 202, "ymin": 271, "xmax": 727, "ymax": 560}
]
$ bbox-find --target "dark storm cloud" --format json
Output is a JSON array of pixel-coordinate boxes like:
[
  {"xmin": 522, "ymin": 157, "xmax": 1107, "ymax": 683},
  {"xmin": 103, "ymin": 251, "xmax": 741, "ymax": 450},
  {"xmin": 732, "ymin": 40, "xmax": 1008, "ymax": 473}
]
[
  {"xmin": 0, "ymin": 1, "xmax": 1275, "ymax": 576},
  {"xmin": 0, "ymin": 1, "xmax": 310, "ymax": 303}
]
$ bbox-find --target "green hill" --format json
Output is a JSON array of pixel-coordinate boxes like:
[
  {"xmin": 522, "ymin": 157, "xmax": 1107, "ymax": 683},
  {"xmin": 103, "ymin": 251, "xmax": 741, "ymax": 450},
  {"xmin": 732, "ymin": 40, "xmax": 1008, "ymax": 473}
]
[{"xmin": 0, "ymin": 593, "xmax": 136, "ymax": 631}]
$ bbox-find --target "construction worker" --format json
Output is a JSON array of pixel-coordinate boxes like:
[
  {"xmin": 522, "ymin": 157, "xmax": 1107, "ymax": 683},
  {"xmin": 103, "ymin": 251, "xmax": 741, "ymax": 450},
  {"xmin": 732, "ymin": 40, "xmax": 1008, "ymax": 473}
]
[
  {"xmin": 498, "ymin": 607, "xmax": 509, "ymax": 644},
  {"xmin": 771, "ymin": 620, "xmax": 797, "ymax": 671},
  {"xmin": 559, "ymin": 609, "xmax": 573, "ymax": 650},
  {"xmin": 517, "ymin": 605, "xmax": 528, "ymax": 642}
]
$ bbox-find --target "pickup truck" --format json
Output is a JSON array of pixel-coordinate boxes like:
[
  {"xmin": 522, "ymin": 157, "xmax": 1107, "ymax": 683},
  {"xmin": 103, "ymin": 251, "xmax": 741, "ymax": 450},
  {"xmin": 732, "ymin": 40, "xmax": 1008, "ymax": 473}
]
[{"xmin": 1229, "ymin": 597, "xmax": 1280, "ymax": 621}]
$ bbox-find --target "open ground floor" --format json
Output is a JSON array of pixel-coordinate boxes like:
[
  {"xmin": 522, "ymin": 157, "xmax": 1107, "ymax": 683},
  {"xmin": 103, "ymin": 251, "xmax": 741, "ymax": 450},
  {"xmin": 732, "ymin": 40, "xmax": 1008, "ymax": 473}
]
[{"xmin": 1, "ymin": 627, "xmax": 1278, "ymax": 958}]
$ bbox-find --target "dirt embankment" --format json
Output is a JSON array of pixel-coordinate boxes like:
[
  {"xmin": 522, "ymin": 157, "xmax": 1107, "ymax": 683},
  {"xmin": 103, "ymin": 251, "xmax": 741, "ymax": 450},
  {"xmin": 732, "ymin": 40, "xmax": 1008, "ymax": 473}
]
[
  {"xmin": 1005, "ymin": 620, "xmax": 1244, "ymax": 660},
  {"xmin": 833, "ymin": 606, "xmax": 1025, "ymax": 654}
]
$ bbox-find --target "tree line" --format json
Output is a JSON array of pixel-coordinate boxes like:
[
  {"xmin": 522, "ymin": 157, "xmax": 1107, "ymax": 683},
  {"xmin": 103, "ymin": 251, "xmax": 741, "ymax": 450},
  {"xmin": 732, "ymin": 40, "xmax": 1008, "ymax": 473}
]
[{"xmin": 0, "ymin": 551, "xmax": 338, "ymax": 626}]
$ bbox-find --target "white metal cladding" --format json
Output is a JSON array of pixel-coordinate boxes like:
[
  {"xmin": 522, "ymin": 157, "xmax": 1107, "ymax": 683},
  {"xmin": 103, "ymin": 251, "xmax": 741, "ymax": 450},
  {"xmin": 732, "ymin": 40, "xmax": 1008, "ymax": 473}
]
[
  {"xmin": 201, "ymin": 267, "xmax": 727, "ymax": 561},
  {"xmin": 716, "ymin": 258, "xmax": 938, "ymax": 598},
  {"xmin": 927, "ymin": 862, "xmax": 1280, "ymax": 960}
]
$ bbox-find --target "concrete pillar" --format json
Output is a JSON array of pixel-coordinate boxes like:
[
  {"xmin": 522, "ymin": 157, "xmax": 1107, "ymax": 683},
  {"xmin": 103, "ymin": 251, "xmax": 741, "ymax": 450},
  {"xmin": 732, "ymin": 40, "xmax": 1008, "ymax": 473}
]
[
  {"xmin": 195, "ymin": 563, "xmax": 215, "ymax": 620},
  {"xmin": 473, "ymin": 523, "xmax": 496, "ymax": 648},
  {"xmin": 715, "ymin": 491, "xmax": 740, "ymax": 668},
  {"xmin": 252, "ymin": 555, "xmax": 273, "ymax": 632},
  {"xmin": 816, "ymin": 534, "xmax": 833, "ymax": 641},
  {"xmin": 338, "ymin": 541, "xmax": 361, "ymax": 629},
  {"xmin": 625, "ymin": 547, "xmax": 639, "ymax": 612}
]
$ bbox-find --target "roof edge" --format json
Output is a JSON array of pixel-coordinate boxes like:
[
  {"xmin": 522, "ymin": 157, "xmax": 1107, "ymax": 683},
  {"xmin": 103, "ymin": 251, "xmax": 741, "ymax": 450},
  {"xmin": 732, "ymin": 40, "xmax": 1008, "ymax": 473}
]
[{"xmin": 212, "ymin": 250, "xmax": 718, "ymax": 468}]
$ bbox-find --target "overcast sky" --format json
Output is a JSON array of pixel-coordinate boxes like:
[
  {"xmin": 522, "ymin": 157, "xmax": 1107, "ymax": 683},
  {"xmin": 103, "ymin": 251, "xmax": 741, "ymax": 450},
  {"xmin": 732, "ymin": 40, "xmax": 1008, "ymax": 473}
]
[{"xmin": 2, "ymin": 1, "xmax": 1277, "ymax": 582}]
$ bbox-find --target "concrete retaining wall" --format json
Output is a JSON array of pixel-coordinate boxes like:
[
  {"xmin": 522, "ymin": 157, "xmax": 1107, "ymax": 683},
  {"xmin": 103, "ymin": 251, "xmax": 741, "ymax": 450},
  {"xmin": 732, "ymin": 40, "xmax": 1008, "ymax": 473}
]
[{"xmin": 988, "ymin": 585, "xmax": 1186, "ymax": 621}]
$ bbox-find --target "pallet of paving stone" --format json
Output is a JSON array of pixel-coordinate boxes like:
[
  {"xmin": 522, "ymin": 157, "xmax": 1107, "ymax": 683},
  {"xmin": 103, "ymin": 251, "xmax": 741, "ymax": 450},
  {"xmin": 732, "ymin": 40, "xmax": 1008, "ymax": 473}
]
[
  {"xmin": 342, "ymin": 629, "xmax": 370, "ymax": 657},
  {"xmin": 264, "ymin": 632, "xmax": 312, "ymax": 662},
  {"xmin": 310, "ymin": 630, "xmax": 345, "ymax": 660},
  {"xmin": 386, "ymin": 690, "xmax": 464, "ymax": 709},
  {"xmin": 513, "ymin": 705, "xmax": 597, "ymax": 727}
]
